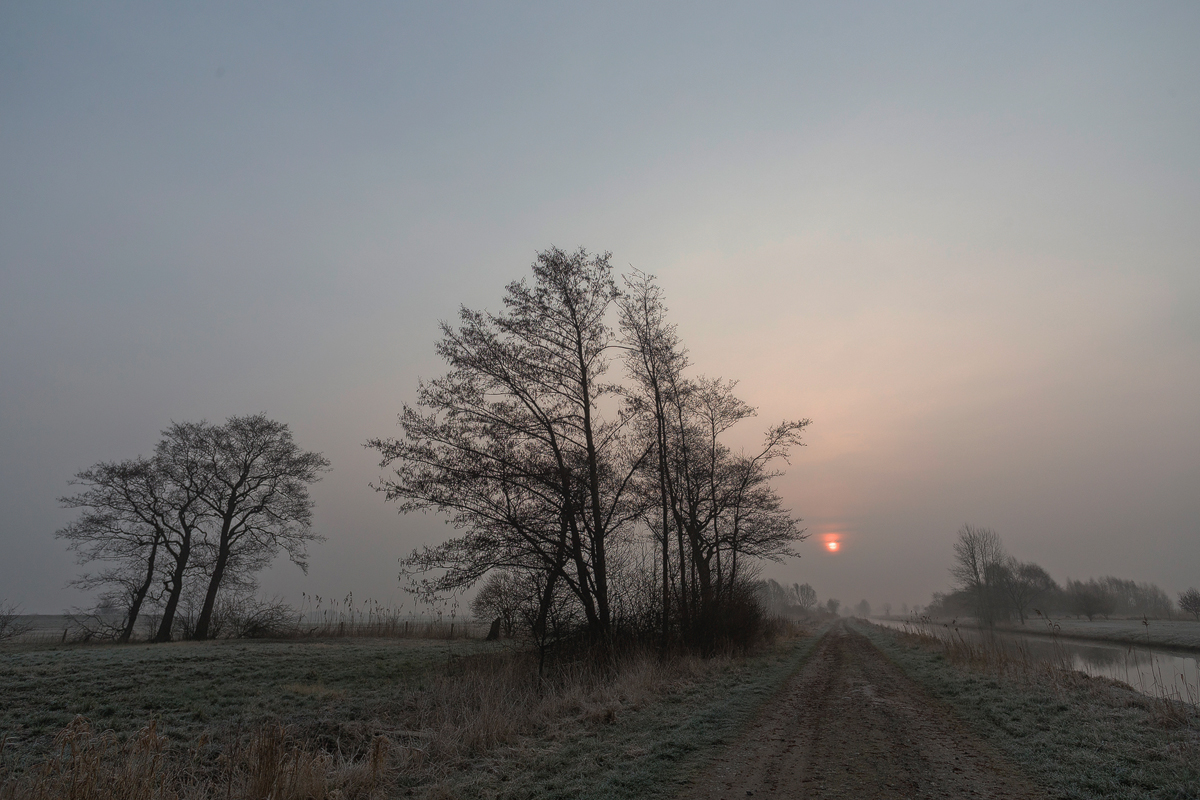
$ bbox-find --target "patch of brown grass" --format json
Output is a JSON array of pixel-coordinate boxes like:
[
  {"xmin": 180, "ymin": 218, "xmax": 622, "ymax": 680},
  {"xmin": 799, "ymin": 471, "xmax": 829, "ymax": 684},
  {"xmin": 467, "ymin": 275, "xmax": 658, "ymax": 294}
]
[{"xmin": 0, "ymin": 716, "xmax": 391, "ymax": 800}]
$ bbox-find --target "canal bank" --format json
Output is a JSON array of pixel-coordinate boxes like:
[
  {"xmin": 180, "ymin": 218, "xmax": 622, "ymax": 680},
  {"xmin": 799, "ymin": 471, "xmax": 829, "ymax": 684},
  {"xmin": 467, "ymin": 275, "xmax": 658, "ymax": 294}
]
[
  {"xmin": 874, "ymin": 616, "xmax": 1200, "ymax": 701},
  {"xmin": 859, "ymin": 621, "xmax": 1200, "ymax": 799}
]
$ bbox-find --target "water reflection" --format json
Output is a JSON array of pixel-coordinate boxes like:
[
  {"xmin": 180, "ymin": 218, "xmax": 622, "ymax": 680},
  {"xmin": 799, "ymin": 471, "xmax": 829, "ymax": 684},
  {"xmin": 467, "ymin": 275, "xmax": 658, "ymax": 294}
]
[{"xmin": 873, "ymin": 618, "xmax": 1200, "ymax": 701}]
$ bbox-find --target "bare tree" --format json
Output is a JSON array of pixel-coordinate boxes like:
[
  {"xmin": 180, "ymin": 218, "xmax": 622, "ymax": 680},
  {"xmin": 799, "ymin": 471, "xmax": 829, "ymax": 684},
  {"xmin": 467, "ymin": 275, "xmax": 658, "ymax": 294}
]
[
  {"xmin": 58, "ymin": 458, "xmax": 168, "ymax": 642},
  {"xmin": 370, "ymin": 248, "xmax": 646, "ymax": 640},
  {"xmin": 794, "ymin": 582, "xmax": 817, "ymax": 611},
  {"xmin": 618, "ymin": 269, "xmax": 688, "ymax": 649},
  {"xmin": 58, "ymin": 415, "xmax": 326, "ymax": 643},
  {"xmin": 949, "ymin": 524, "xmax": 1007, "ymax": 626},
  {"xmin": 654, "ymin": 372, "xmax": 808, "ymax": 646},
  {"xmin": 191, "ymin": 414, "xmax": 330, "ymax": 640},
  {"xmin": 1100, "ymin": 577, "xmax": 1174, "ymax": 618},
  {"xmin": 471, "ymin": 571, "xmax": 521, "ymax": 637},
  {"xmin": 1066, "ymin": 579, "xmax": 1116, "ymax": 621},
  {"xmin": 999, "ymin": 559, "xmax": 1058, "ymax": 625},
  {"xmin": 1179, "ymin": 588, "xmax": 1200, "ymax": 620},
  {"xmin": 151, "ymin": 420, "xmax": 236, "ymax": 642},
  {"xmin": 372, "ymin": 249, "xmax": 809, "ymax": 651}
]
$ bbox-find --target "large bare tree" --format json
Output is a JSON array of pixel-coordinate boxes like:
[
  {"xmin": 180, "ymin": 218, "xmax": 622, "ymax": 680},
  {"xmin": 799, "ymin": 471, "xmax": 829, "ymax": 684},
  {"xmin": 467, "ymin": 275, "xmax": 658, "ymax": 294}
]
[
  {"xmin": 373, "ymin": 250, "xmax": 810, "ymax": 649},
  {"xmin": 370, "ymin": 248, "xmax": 647, "ymax": 639}
]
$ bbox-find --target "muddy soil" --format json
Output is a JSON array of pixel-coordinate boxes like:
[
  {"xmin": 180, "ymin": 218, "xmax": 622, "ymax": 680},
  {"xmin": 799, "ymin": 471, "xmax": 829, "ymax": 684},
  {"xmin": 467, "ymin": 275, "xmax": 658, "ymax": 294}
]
[{"xmin": 684, "ymin": 622, "xmax": 1047, "ymax": 799}]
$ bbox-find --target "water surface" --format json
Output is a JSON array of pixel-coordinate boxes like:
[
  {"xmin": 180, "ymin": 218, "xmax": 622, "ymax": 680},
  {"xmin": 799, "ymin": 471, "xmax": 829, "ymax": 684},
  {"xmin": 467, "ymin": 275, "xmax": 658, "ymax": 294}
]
[{"xmin": 873, "ymin": 617, "xmax": 1200, "ymax": 701}]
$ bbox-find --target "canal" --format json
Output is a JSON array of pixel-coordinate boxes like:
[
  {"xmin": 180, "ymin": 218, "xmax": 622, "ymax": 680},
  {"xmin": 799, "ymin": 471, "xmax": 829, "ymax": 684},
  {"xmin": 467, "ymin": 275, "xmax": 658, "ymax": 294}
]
[{"xmin": 873, "ymin": 617, "xmax": 1200, "ymax": 701}]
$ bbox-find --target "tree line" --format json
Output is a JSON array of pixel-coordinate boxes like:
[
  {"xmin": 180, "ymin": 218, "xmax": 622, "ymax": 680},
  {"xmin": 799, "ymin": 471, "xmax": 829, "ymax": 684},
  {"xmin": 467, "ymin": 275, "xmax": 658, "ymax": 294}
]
[
  {"xmin": 369, "ymin": 247, "xmax": 810, "ymax": 653},
  {"xmin": 939, "ymin": 524, "xmax": 1185, "ymax": 624},
  {"xmin": 57, "ymin": 414, "xmax": 329, "ymax": 642}
]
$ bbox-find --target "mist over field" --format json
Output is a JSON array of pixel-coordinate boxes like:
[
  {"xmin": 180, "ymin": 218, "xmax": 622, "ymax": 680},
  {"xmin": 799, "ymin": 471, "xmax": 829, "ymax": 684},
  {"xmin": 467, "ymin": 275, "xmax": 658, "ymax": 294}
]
[{"xmin": 2, "ymin": 3, "xmax": 1198, "ymax": 617}]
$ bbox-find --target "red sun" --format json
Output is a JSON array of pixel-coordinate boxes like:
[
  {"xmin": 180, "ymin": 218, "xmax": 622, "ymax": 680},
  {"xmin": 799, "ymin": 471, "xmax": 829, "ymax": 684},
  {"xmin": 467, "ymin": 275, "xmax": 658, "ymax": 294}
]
[{"xmin": 821, "ymin": 533, "xmax": 842, "ymax": 553}]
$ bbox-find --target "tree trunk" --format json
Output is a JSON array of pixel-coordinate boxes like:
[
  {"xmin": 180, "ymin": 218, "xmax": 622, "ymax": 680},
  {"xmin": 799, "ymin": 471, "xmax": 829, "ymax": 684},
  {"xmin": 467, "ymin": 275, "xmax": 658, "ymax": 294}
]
[
  {"xmin": 192, "ymin": 541, "xmax": 230, "ymax": 640},
  {"xmin": 558, "ymin": 468, "xmax": 600, "ymax": 632},
  {"xmin": 578, "ymin": 358, "xmax": 610, "ymax": 635},
  {"xmin": 648, "ymin": 381, "xmax": 671, "ymax": 651},
  {"xmin": 154, "ymin": 534, "xmax": 190, "ymax": 643},
  {"xmin": 120, "ymin": 535, "xmax": 160, "ymax": 643}
]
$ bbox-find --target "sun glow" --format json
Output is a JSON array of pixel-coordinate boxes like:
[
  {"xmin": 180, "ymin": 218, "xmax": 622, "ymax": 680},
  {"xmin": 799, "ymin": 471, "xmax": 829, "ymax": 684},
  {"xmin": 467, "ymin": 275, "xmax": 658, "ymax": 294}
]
[{"xmin": 821, "ymin": 532, "xmax": 842, "ymax": 553}]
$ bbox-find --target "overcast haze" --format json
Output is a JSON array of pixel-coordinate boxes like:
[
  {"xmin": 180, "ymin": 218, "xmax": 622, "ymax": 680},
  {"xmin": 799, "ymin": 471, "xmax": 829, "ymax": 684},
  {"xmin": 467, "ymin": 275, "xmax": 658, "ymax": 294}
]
[{"xmin": 2, "ymin": 3, "xmax": 1198, "ymax": 614}]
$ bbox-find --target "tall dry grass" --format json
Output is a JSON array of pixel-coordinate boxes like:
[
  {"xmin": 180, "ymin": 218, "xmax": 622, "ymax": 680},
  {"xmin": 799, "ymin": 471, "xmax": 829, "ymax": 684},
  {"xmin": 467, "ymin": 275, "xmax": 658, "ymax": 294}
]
[
  {"xmin": 293, "ymin": 593, "xmax": 485, "ymax": 640},
  {"xmin": 0, "ymin": 716, "xmax": 390, "ymax": 800}
]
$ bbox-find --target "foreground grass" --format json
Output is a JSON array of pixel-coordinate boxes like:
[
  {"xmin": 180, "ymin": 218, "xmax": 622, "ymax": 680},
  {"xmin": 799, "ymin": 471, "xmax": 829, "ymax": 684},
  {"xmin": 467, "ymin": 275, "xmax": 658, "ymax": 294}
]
[
  {"xmin": 0, "ymin": 628, "xmax": 821, "ymax": 798},
  {"xmin": 0, "ymin": 637, "xmax": 496, "ymax": 761},
  {"xmin": 858, "ymin": 621, "xmax": 1200, "ymax": 800}
]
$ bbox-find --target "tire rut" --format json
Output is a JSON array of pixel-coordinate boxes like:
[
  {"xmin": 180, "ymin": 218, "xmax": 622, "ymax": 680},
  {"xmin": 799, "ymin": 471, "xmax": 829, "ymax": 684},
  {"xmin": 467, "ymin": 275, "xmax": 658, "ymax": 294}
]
[{"xmin": 683, "ymin": 621, "xmax": 1047, "ymax": 799}]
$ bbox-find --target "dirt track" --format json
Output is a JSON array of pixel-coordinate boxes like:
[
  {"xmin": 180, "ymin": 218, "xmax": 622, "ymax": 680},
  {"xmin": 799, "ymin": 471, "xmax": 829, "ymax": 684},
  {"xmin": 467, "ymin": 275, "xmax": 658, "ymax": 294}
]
[{"xmin": 684, "ymin": 622, "xmax": 1047, "ymax": 799}]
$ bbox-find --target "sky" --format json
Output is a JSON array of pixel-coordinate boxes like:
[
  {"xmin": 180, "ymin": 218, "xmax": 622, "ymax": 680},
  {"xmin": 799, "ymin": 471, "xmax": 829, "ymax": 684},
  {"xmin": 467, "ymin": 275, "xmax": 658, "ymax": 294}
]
[{"xmin": 2, "ymin": 2, "xmax": 1198, "ymax": 615}]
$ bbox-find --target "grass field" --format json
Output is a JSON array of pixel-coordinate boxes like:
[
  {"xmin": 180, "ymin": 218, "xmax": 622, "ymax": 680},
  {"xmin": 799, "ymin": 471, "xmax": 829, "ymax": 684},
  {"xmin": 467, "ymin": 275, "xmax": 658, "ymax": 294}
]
[
  {"xmin": 1037, "ymin": 618, "xmax": 1200, "ymax": 651},
  {"xmin": 0, "ymin": 637, "xmax": 497, "ymax": 760},
  {"xmin": 0, "ymin": 628, "xmax": 821, "ymax": 798}
]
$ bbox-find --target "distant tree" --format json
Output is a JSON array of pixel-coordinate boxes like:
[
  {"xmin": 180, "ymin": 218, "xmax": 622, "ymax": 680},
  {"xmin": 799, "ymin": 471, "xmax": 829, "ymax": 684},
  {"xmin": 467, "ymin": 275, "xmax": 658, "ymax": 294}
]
[
  {"xmin": 1066, "ymin": 579, "xmax": 1116, "ymax": 621},
  {"xmin": 59, "ymin": 415, "xmax": 328, "ymax": 643},
  {"xmin": 1179, "ymin": 588, "xmax": 1200, "ymax": 621},
  {"xmin": 999, "ymin": 559, "xmax": 1058, "ymax": 625},
  {"xmin": 794, "ymin": 582, "xmax": 817, "ymax": 611},
  {"xmin": 855, "ymin": 599, "xmax": 871, "ymax": 618},
  {"xmin": 471, "ymin": 571, "xmax": 521, "ymax": 637},
  {"xmin": 882, "ymin": 602, "xmax": 892, "ymax": 617},
  {"xmin": 825, "ymin": 597, "xmax": 840, "ymax": 616},
  {"xmin": 926, "ymin": 590, "xmax": 973, "ymax": 619},
  {"xmin": 0, "ymin": 601, "xmax": 32, "ymax": 642},
  {"xmin": 190, "ymin": 414, "xmax": 330, "ymax": 640},
  {"xmin": 1099, "ymin": 577, "xmax": 1174, "ymax": 618},
  {"xmin": 949, "ymin": 525, "xmax": 1007, "ymax": 626},
  {"xmin": 755, "ymin": 579, "xmax": 792, "ymax": 616}
]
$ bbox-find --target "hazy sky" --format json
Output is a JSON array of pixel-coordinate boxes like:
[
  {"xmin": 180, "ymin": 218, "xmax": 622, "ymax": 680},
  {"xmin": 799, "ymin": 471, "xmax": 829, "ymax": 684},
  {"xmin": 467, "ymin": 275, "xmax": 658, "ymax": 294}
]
[{"xmin": 3, "ymin": 2, "xmax": 1198, "ymax": 614}]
